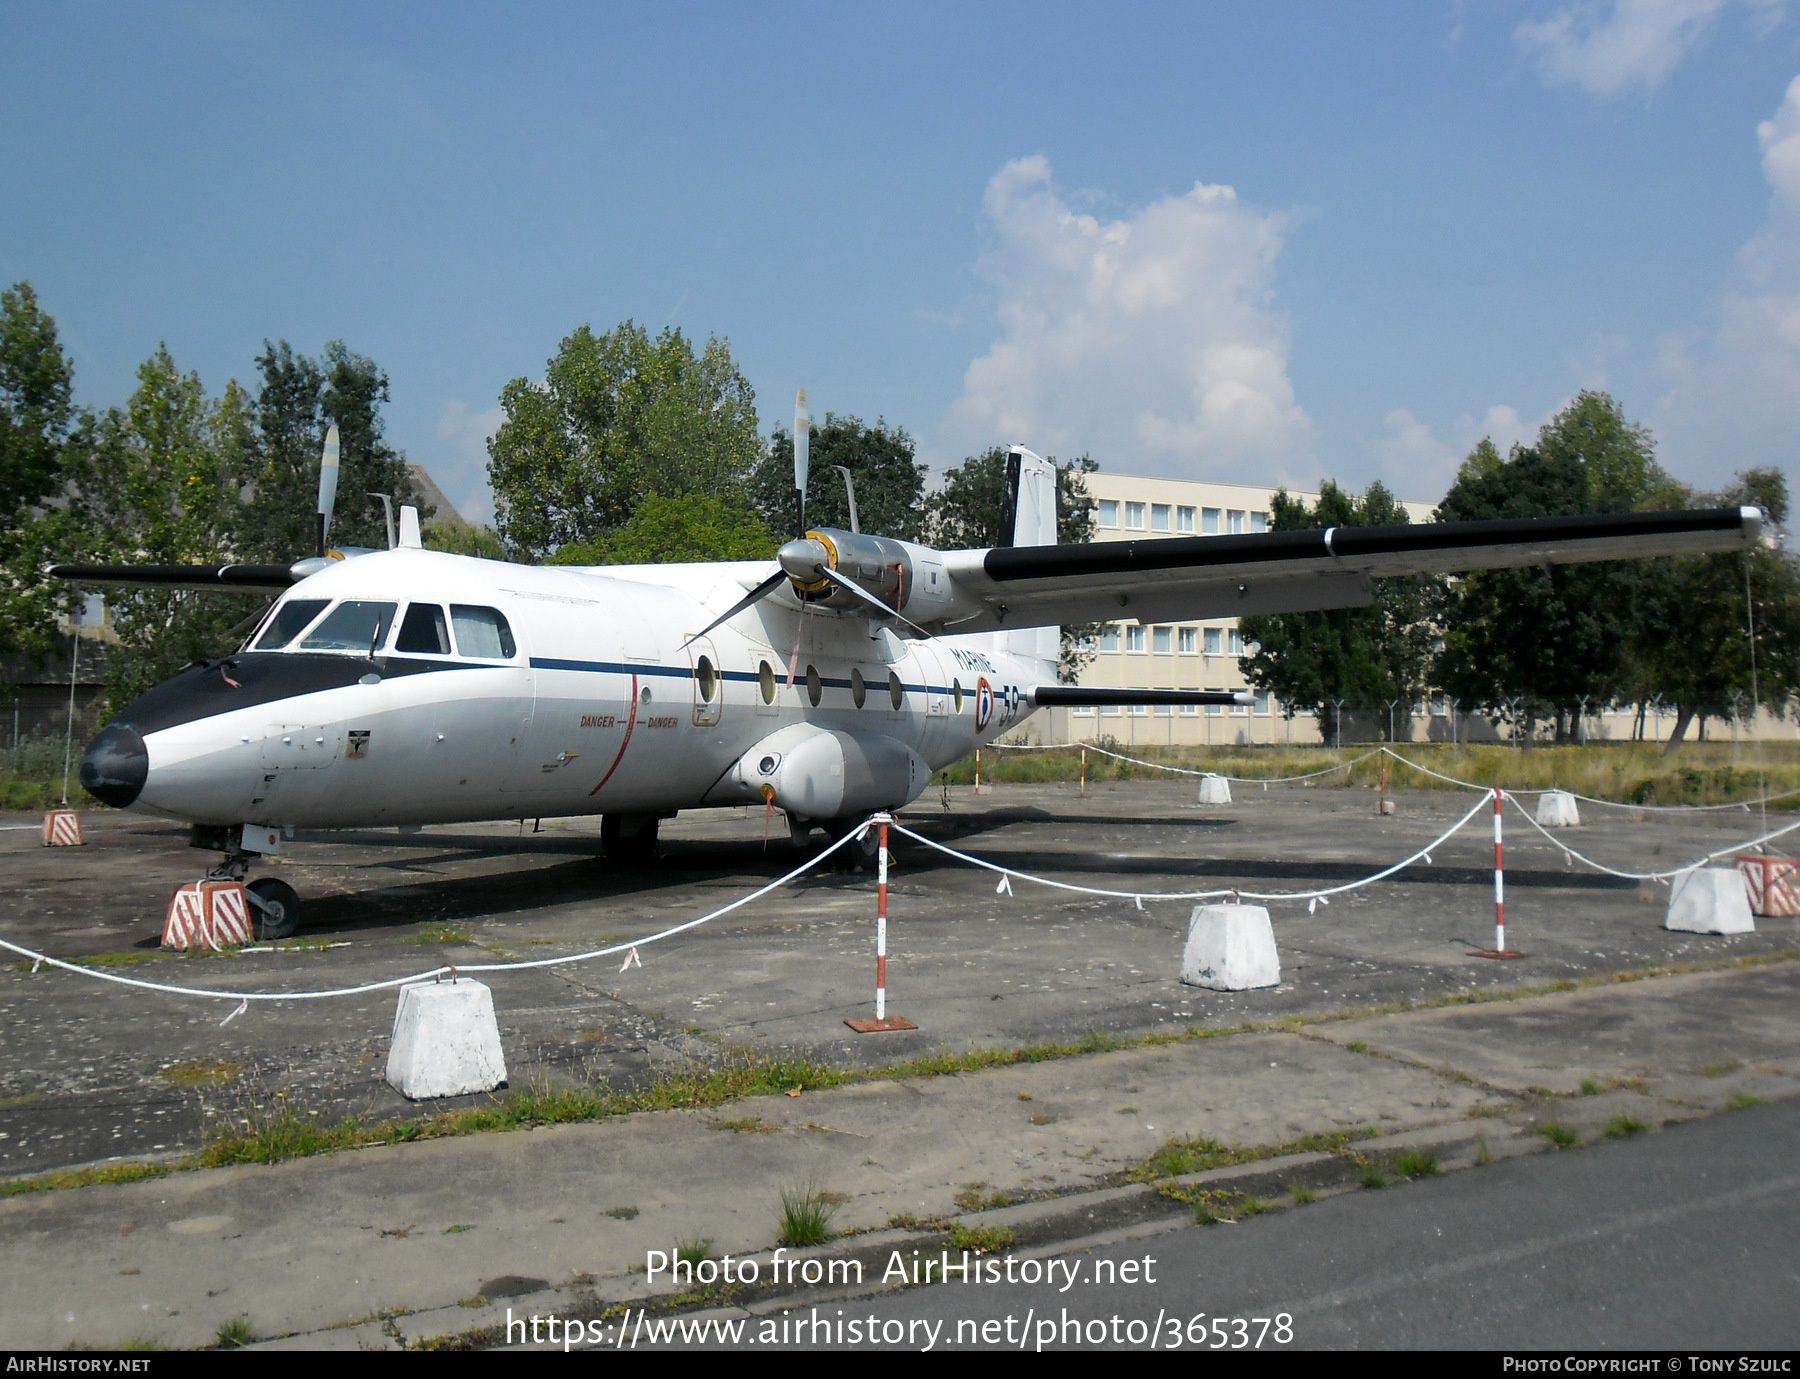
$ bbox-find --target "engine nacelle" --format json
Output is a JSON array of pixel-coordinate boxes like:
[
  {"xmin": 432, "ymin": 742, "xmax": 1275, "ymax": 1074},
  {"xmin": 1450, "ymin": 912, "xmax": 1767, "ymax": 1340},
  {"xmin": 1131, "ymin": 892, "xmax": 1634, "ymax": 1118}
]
[{"xmin": 706, "ymin": 724, "xmax": 929, "ymax": 821}]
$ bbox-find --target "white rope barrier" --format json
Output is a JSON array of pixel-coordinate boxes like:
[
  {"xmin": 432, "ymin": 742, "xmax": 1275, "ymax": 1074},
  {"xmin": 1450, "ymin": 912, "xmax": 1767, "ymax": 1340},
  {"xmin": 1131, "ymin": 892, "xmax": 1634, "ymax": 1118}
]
[
  {"xmin": 989, "ymin": 739, "xmax": 1379, "ymax": 784},
  {"xmin": 1503, "ymin": 791, "xmax": 1800, "ymax": 882},
  {"xmin": 1377, "ymin": 747, "xmax": 1800, "ymax": 812},
  {"xmin": 892, "ymin": 790, "xmax": 1496, "ymax": 906},
  {"xmin": 0, "ymin": 827, "xmax": 865, "ymax": 1005}
]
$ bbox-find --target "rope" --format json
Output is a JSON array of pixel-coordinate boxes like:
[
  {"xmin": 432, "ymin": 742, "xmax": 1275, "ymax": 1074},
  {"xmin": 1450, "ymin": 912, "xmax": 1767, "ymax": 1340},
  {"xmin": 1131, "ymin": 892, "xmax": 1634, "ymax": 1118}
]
[
  {"xmin": 1503, "ymin": 791, "xmax": 1800, "ymax": 882},
  {"xmin": 890, "ymin": 791, "xmax": 1494, "ymax": 905},
  {"xmin": 990, "ymin": 740, "xmax": 1382, "ymax": 784},
  {"xmin": 0, "ymin": 826, "xmax": 865, "ymax": 1005}
]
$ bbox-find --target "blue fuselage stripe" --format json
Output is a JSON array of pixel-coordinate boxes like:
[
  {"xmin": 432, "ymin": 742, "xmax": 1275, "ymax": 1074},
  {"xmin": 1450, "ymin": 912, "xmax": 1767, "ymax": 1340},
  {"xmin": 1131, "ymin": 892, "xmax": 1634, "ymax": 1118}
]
[{"xmin": 529, "ymin": 657, "xmax": 953, "ymax": 697}]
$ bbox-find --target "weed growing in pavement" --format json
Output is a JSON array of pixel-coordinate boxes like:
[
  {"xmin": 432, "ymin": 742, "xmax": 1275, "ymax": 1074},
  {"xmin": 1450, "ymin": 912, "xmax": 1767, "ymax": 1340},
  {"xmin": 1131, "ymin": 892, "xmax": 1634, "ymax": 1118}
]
[
  {"xmin": 1475, "ymin": 1138, "xmax": 1494, "ymax": 1165},
  {"xmin": 675, "ymin": 1237, "xmax": 716, "ymax": 1266},
  {"xmin": 1579, "ymin": 1078, "xmax": 1603, "ymax": 1096},
  {"xmin": 1134, "ymin": 1128, "xmax": 1371, "ymax": 1182},
  {"xmin": 776, "ymin": 1187, "xmax": 836, "ymax": 1247},
  {"xmin": 948, "ymin": 1224, "xmax": 1016, "ymax": 1253},
  {"xmin": 604, "ymin": 1206, "xmax": 639, "ymax": 1220},
  {"xmin": 1535, "ymin": 1122, "xmax": 1579, "ymax": 1148},
  {"xmin": 1392, "ymin": 1149, "xmax": 1441, "ymax": 1178},
  {"xmin": 158, "ymin": 1060, "xmax": 244, "ymax": 1088},
  {"xmin": 1239, "ymin": 1196, "xmax": 1270, "ymax": 1217},
  {"xmin": 1726, "ymin": 1092, "xmax": 1763, "ymax": 1109},
  {"xmin": 1290, "ymin": 1184, "xmax": 1317, "ymax": 1205},
  {"xmin": 953, "ymin": 1185, "xmax": 1010, "ymax": 1212},
  {"xmin": 213, "ymin": 1317, "xmax": 251, "ymax": 1348},
  {"xmin": 415, "ymin": 924, "xmax": 474, "ymax": 944},
  {"xmin": 1602, "ymin": 1115, "xmax": 1646, "ymax": 1138},
  {"xmin": 1358, "ymin": 1164, "xmax": 1387, "ymax": 1189}
]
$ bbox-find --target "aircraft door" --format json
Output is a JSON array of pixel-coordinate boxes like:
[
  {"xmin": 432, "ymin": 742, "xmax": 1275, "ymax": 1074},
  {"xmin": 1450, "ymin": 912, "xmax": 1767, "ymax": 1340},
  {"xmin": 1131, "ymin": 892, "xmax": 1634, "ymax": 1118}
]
[
  {"xmin": 911, "ymin": 643, "xmax": 955, "ymax": 762},
  {"xmin": 686, "ymin": 635, "xmax": 723, "ymax": 728}
]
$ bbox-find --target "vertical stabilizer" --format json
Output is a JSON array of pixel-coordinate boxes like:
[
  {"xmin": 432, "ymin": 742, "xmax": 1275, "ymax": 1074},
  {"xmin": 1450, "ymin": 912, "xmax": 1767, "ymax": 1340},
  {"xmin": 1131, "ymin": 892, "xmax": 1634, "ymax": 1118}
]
[{"xmin": 1005, "ymin": 447, "xmax": 1060, "ymax": 673}]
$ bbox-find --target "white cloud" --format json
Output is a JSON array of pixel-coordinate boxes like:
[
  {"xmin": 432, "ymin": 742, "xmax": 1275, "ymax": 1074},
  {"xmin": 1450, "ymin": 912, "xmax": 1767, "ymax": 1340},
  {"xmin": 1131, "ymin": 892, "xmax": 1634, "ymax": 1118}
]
[
  {"xmin": 947, "ymin": 156, "xmax": 1312, "ymax": 477},
  {"xmin": 1517, "ymin": 0, "xmax": 1746, "ymax": 95},
  {"xmin": 1654, "ymin": 74, "xmax": 1800, "ymax": 484},
  {"xmin": 433, "ymin": 399, "xmax": 503, "ymax": 525}
]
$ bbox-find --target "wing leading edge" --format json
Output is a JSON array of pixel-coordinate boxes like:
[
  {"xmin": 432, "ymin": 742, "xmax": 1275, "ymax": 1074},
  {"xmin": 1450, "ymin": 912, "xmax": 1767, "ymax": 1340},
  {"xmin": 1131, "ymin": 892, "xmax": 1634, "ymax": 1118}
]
[{"xmin": 938, "ymin": 505, "xmax": 1760, "ymax": 632}]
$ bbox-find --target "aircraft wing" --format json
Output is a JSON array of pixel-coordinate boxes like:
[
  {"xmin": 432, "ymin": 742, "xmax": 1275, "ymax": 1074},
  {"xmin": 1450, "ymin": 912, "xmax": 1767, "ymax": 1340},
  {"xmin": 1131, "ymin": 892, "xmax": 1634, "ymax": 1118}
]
[
  {"xmin": 46, "ymin": 563, "xmax": 300, "ymax": 595},
  {"xmin": 937, "ymin": 505, "xmax": 1761, "ymax": 632}
]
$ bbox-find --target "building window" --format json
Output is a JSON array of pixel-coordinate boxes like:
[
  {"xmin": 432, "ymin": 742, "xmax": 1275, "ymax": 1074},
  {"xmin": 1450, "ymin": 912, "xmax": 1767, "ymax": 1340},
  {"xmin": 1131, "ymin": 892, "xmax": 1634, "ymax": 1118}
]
[
  {"xmin": 1254, "ymin": 690, "xmax": 1271, "ymax": 715},
  {"xmin": 1230, "ymin": 691, "xmax": 1248, "ymax": 715},
  {"xmin": 1101, "ymin": 702, "xmax": 1121, "ymax": 716},
  {"xmin": 1125, "ymin": 501, "xmax": 1146, "ymax": 530},
  {"xmin": 1151, "ymin": 503, "xmax": 1171, "ymax": 532},
  {"xmin": 1154, "ymin": 696, "xmax": 1173, "ymax": 716},
  {"xmin": 1099, "ymin": 625, "xmax": 1120, "ymax": 653},
  {"xmin": 1125, "ymin": 625, "xmax": 1146, "ymax": 653},
  {"xmin": 1206, "ymin": 687, "xmax": 1224, "ymax": 715},
  {"xmin": 1180, "ymin": 690, "xmax": 1199, "ymax": 715},
  {"xmin": 1251, "ymin": 511, "xmax": 1267, "ymax": 533},
  {"xmin": 1072, "ymin": 704, "xmax": 1095, "ymax": 716},
  {"xmin": 1229, "ymin": 629, "xmax": 1246, "ymax": 655},
  {"xmin": 1202, "ymin": 507, "xmax": 1221, "ymax": 535},
  {"xmin": 1204, "ymin": 627, "xmax": 1222, "ymax": 655},
  {"xmin": 1152, "ymin": 625, "xmax": 1172, "ymax": 654},
  {"xmin": 1177, "ymin": 505, "xmax": 1196, "ymax": 534},
  {"xmin": 1098, "ymin": 499, "xmax": 1119, "ymax": 528},
  {"xmin": 1227, "ymin": 510, "xmax": 1246, "ymax": 534},
  {"xmin": 1129, "ymin": 688, "xmax": 1149, "ymax": 716},
  {"xmin": 1178, "ymin": 626, "xmax": 1197, "ymax": 654},
  {"xmin": 1430, "ymin": 695, "xmax": 1448, "ymax": 716}
]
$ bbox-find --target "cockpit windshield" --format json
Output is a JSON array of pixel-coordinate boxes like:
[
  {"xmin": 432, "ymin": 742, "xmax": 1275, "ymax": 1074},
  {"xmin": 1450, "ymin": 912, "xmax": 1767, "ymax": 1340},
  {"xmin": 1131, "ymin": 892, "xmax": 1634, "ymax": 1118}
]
[
  {"xmin": 252, "ymin": 598, "xmax": 330, "ymax": 650},
  {"xmin": 300, "ymin": 601, "xmax": 399, "ymax": 653}
]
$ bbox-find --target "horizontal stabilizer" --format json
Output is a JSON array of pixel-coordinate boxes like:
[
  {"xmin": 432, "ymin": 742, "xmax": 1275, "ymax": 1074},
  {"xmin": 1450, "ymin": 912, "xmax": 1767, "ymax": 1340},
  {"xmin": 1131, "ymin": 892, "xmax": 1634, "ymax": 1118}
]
[{"xmin": 1033, "ymin": 687, "xmax": 1252, "ymax": 708}]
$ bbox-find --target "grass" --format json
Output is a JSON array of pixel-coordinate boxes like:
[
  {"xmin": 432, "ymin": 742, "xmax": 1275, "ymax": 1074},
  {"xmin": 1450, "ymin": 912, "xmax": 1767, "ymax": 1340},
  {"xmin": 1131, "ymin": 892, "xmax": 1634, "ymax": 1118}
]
[
  {"xmin": 674, "ymin": 1237, "xmax": 715, "ymax": 1266},
  {"xmin": 948, "ymin": 1223, "xmax": 1015, "ymax": 1252},
  {"xmin": 1358, "ymin": 1164, "xmax": 1387, "ymax": 1189},
  {"xmin": 954, "ymin": 740, "xmax": 1800, "ymax": 807},
  {"xmin": 213, "ymin": 1316, "xmax": 251, "ymax": 1348},
  {"xmin": 776, "ymin": 1186, "xmax": 836, "ymax": 1247},
  {"xmin": 1290, "ymin": 1183, "xmax": 1317, "ymax": 1205},
  {"xmin": 415, "ymin": 924, "xmax": 474, "ymax": 944},
  {"xmin": 1535, "ymin": 1122, "xmax": 1580, "ymax": 1148},
  {"xmin": 953, "ymin": 1185, "xmax": 1010, "ymax": 1212},
  {"xmin": 1476, "ymin": 1138, "xmax": 1495, "ymax": 1165},
  {"xmin": 159, "ymin": 1060, "xmax": 244, "ymax": 1088},
  {"xmin": 1392, "ymin": 1148, "xmax": 1441, "ymax": 1179},
  {"xmin": 1579, "ymin": 1077, "xmax": 1604, "ymax": 1096},
  {"xmin": 1726, "ymin": 1092, "xmax": 1763, "ymax": 1109},
  {"xmin": 715, "ymin": 1118, "xmax": 781, "ymax": 1133},
  {"xmin": 604, "ymin": 1206, "xmax": 639, "ymax": 1220},
  {"xmin": 443, "ymin": 1224, "xmax": 474, "ymax": 1235},
  {"xmin": 1603, "ymin": 1115, "xmax": 1647, "ymax": 1138},
  {"xmin": 1134, "ymin": 1128, "xmax": 1372, "ymax": 1182}
]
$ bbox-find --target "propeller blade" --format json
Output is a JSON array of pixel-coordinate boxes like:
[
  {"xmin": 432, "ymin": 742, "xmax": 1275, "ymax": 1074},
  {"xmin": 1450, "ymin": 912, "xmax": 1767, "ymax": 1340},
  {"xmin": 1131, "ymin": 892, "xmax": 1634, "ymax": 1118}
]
[
  {"xmin": 819, "ymin": 567, "xmax": 930, "ymax": 637},
  {"xmin": 317, "ymin": 423, "xmax": 341, "ymax": 557},
  {"xmin": 794, "ymin": 387, "xmax": 810, "ymax": 537},
  {"xmin": 680, "ymin": 568, "xmax": 788, "ymax": 648}
]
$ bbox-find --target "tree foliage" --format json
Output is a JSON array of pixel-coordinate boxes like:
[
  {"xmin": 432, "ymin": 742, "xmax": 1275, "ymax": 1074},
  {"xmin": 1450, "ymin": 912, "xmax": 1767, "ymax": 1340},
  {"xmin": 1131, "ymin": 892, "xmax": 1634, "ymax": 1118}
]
[
  {"xmin": 1238, "ymin": 480, "xmax": 1436, "ymax": 740},
  {"xmin": 0, "ymin": 282, "xmax": 86, "ymax": 668},
  {"xmin": 1433, "ymin": 392, "xmax": 1677, "ymax": 740},
  {"xmin": 488, "ymin": 322, "xmax": 762, "ymax": 560},
  {"xmin": 548, "ymin": 493, "xmax": 777, "ymax": 566},
  {"xmin": 750, "ymin": 414, "xmax": 926, "ymax": 541}
]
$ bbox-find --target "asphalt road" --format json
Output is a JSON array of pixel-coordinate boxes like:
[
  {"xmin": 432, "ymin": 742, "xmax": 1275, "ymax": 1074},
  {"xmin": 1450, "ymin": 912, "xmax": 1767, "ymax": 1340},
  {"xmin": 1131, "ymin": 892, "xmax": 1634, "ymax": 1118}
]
[{"xmin": 856, "ymin": 1096, "xmax": 1800, "ymax": 1351}]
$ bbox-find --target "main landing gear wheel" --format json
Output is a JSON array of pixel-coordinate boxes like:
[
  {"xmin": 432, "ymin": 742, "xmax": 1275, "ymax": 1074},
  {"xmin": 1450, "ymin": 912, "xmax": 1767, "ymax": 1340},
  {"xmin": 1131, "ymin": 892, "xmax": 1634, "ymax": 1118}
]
[
  {"xmin": 247, "ymin": 877, "xmax": 302, "ymax": 940},
  {"xmin": 600, "ymin": 814, "xmax": 661, "ymax": 867},
  {"xmin": 824, "ymin": 818, "xmax": 882, "ymax": 871}
]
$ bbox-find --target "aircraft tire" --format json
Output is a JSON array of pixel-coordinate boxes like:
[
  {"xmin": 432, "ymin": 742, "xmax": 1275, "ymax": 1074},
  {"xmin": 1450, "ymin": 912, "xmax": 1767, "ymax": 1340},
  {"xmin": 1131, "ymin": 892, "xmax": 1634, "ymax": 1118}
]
[
  {"xmin": 247, "ymin": 877, "xmax": 302, "ymax": 940},
  {"xmin": 600, "ymin": 814, "xmax": 661, "ymax": 867}
]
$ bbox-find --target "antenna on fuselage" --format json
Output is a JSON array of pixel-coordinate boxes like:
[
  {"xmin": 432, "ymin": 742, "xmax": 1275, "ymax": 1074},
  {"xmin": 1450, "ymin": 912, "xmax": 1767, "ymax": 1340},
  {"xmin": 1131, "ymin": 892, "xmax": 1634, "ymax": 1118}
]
[
  {"xmin": 316, "ymin": 424, "xmax": 341, "ymax": 557},
  {"xmin": 794, "ymin": 387, "xmax": 810, "ymax": 538}
]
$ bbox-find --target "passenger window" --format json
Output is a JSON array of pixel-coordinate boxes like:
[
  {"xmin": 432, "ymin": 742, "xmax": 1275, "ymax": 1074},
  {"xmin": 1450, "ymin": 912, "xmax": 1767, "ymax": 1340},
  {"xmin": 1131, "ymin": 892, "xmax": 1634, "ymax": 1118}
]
[
  {"xmin": 300, "ymin": 601, "xmax": 399, "ymax": 653},
  {"xmin": 450, "ymin": 605, "xmax": 516, "ymax": 659},
  {"xmin": 759, "ymin": 660, "xmax": 776, "ymax": 704},
  {"xmin": 395, "ymin": 603, "xmax": 452, "ymax": 655},
  {"xmin": 254, "ymin": 599, "xmax": 330, "ymax": 650}
]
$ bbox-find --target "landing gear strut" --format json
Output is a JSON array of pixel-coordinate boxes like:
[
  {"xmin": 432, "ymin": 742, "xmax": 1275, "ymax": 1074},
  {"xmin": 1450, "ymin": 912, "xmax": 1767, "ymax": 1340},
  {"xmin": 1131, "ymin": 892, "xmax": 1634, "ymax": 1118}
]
[
  {"xmin": 188, "ymin": 824, "xmax": 303, "ymax": 940},
  {"xmin": 600, "ymin": 813, "xmax": 662, "ymax": 866}
]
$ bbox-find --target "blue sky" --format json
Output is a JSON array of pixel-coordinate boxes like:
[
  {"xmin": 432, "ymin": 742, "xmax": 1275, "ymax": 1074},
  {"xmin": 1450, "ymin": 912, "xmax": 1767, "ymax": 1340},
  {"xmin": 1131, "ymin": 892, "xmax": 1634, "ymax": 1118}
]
[{"xmin": 3, "ymin": 2, "xmax": 1797, "ymax": 524}]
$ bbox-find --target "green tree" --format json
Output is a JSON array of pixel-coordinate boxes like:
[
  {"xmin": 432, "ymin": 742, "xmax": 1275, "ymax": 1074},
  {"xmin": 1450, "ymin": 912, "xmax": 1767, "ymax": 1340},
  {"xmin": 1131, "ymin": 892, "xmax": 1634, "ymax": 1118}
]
[
  {"xmin": 1630, "ymin": 468, "xmax": 1800, "ymax": 748},
  {"xmin": 1239, "ymin": 481, "xmax": 1436, "ymax": 741},
  {"xmin": 750, "ymin": 414, "xmax": 927, "ymax": 541},
  {"xmin": 549, "ymin": 493, "xmax": 778, "ymax": 566},
  {"xmin": 926, "ymin": 446, "xmax": 1099, "ymax": 679},
  {"xmin": 85, "ymin": 348, "xmax": 262, "ymax": 706},
  {"xmin": 1434, "ymin": 392, "xmax": 1675, "ymax": 740},
  {"xmin": 488, "ymin": 322, "xmax": 761, "ymax": 559},
  {"xmin": 0, "ymin": 282, "xmax": 88, "ymax": 667}
]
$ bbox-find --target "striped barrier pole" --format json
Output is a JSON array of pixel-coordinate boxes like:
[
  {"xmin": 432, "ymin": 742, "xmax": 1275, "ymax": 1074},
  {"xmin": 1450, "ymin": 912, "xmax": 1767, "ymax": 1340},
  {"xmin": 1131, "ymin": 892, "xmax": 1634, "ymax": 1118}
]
[
  {"xmin": 845, "ymin": 814, "xmax": 916, "ymax": 1032},
  {"xmin": 1472, "ymin": 787, "xmax": 1528, "ymax": 958},
  {"xmin": 1080, "ymin": 745, "xmax": 1087, "ymax": 798}
]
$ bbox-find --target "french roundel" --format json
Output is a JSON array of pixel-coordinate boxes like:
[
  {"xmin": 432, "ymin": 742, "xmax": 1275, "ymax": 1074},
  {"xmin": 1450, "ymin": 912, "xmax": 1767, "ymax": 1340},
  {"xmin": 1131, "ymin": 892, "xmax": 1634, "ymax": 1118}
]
[{"xmin": 974, "ymin": 677, "xmax": 994, "ymax": 731}]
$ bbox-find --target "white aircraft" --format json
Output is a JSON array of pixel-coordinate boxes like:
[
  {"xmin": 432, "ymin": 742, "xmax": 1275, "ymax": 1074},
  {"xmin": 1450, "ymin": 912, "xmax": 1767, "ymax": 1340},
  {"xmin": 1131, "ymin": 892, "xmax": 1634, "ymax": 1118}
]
[{"xmin": 55, "ymin": 395, "xmax": 1761, "ymax": 938}]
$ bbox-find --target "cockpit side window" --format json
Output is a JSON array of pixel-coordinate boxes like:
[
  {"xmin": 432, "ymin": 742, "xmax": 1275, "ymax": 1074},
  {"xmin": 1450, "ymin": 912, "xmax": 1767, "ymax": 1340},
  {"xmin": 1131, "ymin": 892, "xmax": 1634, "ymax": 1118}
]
[
  {"xmin": 450, "ymin": 605, "xmax": 517, "ymax": 659},
  {"xmin": 253, "ymin": 598, "xmax": 331, "ymax": 650},
  {"xmin": 395, "ymin": 603, "xmax": 452, "ymax": 655},
  {"xmin": 300, "ymin": 600, "xmax": 399, "ymax": 653}
]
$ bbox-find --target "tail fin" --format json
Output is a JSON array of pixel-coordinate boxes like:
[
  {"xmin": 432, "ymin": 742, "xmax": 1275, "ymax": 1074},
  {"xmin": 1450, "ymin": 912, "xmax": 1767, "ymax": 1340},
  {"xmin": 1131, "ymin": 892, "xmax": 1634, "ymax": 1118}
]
[{"xmin": 1003, "ymin": 446, "xmax": 1060, "ymax": 676}]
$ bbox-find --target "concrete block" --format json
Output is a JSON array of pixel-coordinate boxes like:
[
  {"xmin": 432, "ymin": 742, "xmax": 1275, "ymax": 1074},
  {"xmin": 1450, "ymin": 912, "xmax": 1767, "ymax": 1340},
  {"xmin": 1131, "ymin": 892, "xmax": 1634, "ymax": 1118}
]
[
  {"xmin": 1536, "ymin": 791, "xmax": 1580, "ymax": 827},
  {"xmin": 1664, "ymin": 867, "xmax": 1755, "ymax": 936},
  {"xmin": 387, "ymin": 979, "xmax": 507, "ymax": 1099},
  {"xmin": 1181, "ymin": 904, "xmax": 1280, "ymax": 990},
  {"xmin": 1197, "ymin": 774, "xmax": 1232, "ymax": 806}
]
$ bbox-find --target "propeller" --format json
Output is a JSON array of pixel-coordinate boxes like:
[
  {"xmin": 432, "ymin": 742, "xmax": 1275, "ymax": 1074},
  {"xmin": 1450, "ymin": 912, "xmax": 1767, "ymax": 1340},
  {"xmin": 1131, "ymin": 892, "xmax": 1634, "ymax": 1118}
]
[
  {"xmin": 680, "ymin": 568, "xmax": 789, "ymax": 648},
  {"xmin": 794, "ymin": 387, "xmax": 810, "ymax": 538},
  {"xmin": 316, "ymin": 423, "xmax": 341, "ymax": 557}
]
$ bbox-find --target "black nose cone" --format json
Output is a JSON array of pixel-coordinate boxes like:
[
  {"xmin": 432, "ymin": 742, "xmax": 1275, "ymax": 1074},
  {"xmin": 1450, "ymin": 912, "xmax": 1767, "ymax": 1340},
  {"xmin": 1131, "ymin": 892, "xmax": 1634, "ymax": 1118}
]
[{"xmin": 80, "ymin": 723, "xmax": 148, "ymax": 808}]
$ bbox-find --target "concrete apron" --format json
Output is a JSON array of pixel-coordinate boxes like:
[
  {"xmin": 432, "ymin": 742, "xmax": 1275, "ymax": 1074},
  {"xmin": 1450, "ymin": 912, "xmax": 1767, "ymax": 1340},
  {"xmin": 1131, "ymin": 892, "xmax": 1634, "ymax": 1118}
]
[{"xmin": 2, "ymin": 960, "xmax": 1797, "ymax": 1351}]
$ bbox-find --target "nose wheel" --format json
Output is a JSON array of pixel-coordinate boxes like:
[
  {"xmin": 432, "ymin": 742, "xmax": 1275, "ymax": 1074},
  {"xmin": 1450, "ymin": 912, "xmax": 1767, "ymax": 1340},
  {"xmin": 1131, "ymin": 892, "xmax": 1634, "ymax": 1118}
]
[{"xmin": 246, "ymin": 877, "xmax": 302, "ymax": 940}]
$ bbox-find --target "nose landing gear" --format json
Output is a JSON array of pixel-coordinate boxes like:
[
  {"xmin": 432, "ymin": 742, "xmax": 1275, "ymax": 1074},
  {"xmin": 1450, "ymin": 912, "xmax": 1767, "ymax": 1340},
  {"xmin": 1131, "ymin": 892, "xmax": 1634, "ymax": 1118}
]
[{"xmin": 188, "ymin": 824, "xmax": 304, "ymax": 940}]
